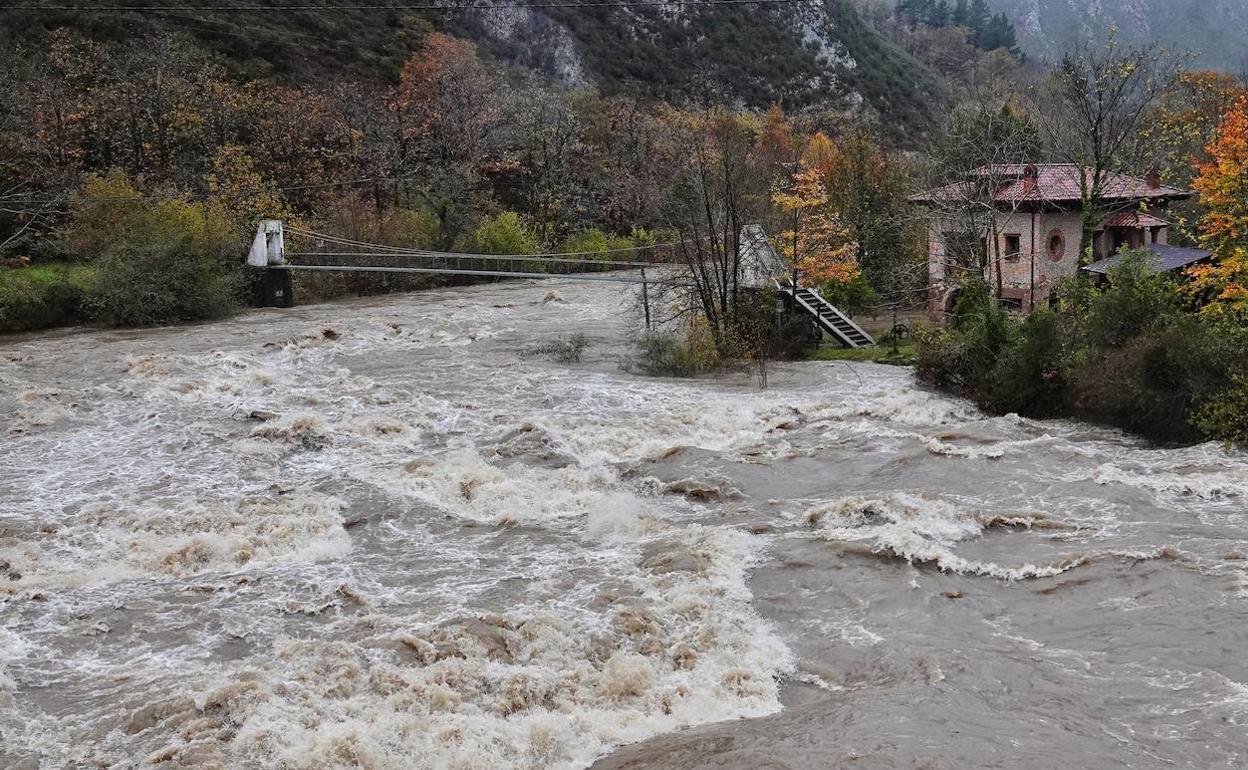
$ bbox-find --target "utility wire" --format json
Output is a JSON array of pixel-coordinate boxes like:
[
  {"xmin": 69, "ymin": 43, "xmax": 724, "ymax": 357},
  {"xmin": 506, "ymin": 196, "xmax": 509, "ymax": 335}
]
[
  {"xmin": 6, "ymin": 1, "xmax": 819, "ymax": 10},
  {"xmin": 1, "ymin": 173, "xmax": 425, "ymax": 207}
]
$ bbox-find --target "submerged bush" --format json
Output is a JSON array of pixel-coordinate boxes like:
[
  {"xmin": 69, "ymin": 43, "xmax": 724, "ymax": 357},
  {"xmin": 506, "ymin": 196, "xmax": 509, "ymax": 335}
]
[
  {"xmin": 916, "ymin": 278, "xmax": 1014, "ymax": 395},
  {"xmin": 983, "ymin": 308, "xmax": 1065, "ymax": 417},
  {"xmin": 1194, "ymin": 375, "xmax": 1248, "ymax": 446},
  {"xmin": 624, "ymin": 322, "xmax": 723, "ymax": 377},
  {"xmin": 524, "ymin": 333, "xmax": 590, "ymax": 364}
]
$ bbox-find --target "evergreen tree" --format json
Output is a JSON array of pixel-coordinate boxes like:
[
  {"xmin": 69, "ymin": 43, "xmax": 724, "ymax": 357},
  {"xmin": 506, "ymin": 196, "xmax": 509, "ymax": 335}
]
[
  {"xmin": 896, "ymin": 0, "xmax": 933, "ymax": 26},
  {"xmin": 929, "ymin": 0, "xmax": 952, "ymax": 27},
  {"xmin": 952, "ymin": 0, "xmax": 970, "ymax": 27},
  {"xmin": 983, "ymin": 13, "xmax": 1020, "ymax": 55},
  {"xmin": 967, "ymin": 0, "xmax": 991, "ymax": 45}
]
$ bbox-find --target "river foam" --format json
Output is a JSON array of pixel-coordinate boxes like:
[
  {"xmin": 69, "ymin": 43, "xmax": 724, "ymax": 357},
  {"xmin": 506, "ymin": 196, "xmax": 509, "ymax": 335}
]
[
  {"xmin": 103, "ymin": 526, "xmax": 791, "ymax": 769},
  {"xmin": 802, "ymin": 494, "xmax": 1086, "ymax": 581},
  {"xmin": 1, "ymin": 492, "xmax": 350, "ymax": 592}
]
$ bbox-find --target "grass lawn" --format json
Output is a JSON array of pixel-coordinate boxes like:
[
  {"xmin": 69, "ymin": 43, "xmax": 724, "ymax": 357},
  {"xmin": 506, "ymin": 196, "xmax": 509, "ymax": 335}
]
[
  {"xmin": 804, "ymin": 341, "xmax": 917, "ymax": 365},
  {"xmin": 4, "ymin": 262, "xmax": 96, "ymax": 288},
  {"xmin": 0, "ymin": 262, "xmax": 97, "ymax": 332}
]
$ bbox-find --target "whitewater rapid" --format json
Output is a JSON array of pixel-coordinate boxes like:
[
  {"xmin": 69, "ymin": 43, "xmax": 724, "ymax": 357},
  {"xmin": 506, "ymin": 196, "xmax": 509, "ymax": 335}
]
[{"xmin": 2, "ymin": 279, "xmax": 1247, "ymax": 769}]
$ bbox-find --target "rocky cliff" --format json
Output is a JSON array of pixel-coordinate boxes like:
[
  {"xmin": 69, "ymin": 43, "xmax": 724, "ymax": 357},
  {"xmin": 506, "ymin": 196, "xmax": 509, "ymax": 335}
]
[
  {"xmin": 990, "ymin": 0, "xmax": 1247, "ymax": 70},
  {"xmin": 1, "ymin": 0, "xmax": 946, "ymax": 139}
]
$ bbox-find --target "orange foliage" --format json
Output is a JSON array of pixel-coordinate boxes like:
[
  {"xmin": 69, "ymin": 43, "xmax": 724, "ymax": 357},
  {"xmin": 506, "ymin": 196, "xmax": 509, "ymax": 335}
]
[
  {"xmin": 772, "ymin": 161, "xmax": 859, "ymax": 285},
  {"xmin": 395, "ymin": 33, "xmax": 499, "ymax": 164},
  {"xmin": 1150, "ymin": 71, "xmax": 1248, "ymax": 185},
  {"xmin": 1186, "ymin": 97, "xmax": 1248, "ymax": 319}
]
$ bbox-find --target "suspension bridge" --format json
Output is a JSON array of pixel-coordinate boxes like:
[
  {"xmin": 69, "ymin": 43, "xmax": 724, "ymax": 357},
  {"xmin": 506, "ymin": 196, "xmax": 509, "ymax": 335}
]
[
  {"xmin": 247, "ymin": 219, "xmax": 682, "ymax": 325},
  {"xmin": 246, "ymin": 220, "xmax": 873, "ymax": 348}
]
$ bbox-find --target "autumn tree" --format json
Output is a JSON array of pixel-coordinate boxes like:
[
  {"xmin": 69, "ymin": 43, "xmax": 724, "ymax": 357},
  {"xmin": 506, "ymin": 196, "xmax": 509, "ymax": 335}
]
[
  {"xmin": 326, "ymin": 76, "xmax": 406, "ymax": 213},
  {"xmin": 663, "ymin": 108, "xmax": 770, "ymax": 352},
  {"xmin": 581, "ymin": 96, "xmax": 684, "ymax": 231},
  {"xmin": 805, "ymin": 129, "xmax": 916, "ymax": 287},
  {"xmin": 1146, "ymin": 71, "xmax": 1246, "ymax": 191},
  {"xmin": 204, "ymin": 144, "xmax": 288, "ymax": 231},
  {"xmin": 1144, "ymin": 70, "xmax": 1248, "ymax": 243},
  {"xmin": 504, "ymin": 81, "xmax": 589, "ymax": 243},
  {"xmin": 1185, "ymin": 98, "xmax": 1248, "ymax": 320},
  {"xmin": 0, "ymin": 46, "xmax": 60, "ymax": 255},
  {"xmin": 1037, "ymin": 36, "xmax": 1184, "ymax": 263},
  {"xmin": 772, "ymin": 162, "xmax": 858, "ymax": 285},
  {"xmin": 394, "ymin": 33, "xmax": 504, "ymax": 247}
]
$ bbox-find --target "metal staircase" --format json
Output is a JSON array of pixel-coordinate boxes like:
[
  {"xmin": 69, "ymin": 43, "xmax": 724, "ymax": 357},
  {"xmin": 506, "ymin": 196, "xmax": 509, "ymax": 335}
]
[{"xmin": 779, "ymin": 281, "xmax": 875, "ymax": 349}]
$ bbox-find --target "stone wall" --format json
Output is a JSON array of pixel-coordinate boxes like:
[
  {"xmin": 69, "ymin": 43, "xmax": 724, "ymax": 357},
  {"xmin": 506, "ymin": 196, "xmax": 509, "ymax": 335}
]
[{"xmin": 925, "ymin": 208, "xmax": 1083, "ymax": 312}]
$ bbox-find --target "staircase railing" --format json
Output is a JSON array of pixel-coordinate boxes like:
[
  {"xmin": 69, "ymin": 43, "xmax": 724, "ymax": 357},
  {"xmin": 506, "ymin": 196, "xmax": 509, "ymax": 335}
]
[{"xmin": 776, "ymin": 278, "xmax": 875, "ymax": 349}]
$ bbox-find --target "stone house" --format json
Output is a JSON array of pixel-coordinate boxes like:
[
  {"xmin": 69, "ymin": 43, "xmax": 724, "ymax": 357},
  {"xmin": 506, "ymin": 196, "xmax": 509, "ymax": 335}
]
[{"xmin": 910, "ymin": 163, "xmax": 1206, "ymax": 312}]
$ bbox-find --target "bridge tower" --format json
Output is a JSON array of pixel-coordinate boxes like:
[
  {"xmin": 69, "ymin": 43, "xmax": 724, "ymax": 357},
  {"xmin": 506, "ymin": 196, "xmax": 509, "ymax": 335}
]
[{"xmin": 248, "ymin": 220, "xmax": 293, "ymax": 308}]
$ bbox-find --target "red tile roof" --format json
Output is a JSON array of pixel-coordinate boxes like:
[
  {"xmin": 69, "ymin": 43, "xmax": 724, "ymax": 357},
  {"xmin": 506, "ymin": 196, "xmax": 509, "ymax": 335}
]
[
  {"xmin": 1102, "ymin": 211, "xmax": 1171, "ymax": 228},
  {"xmin": 911, "ymin": 164, "xmax": 1191, "ymax": 204}
]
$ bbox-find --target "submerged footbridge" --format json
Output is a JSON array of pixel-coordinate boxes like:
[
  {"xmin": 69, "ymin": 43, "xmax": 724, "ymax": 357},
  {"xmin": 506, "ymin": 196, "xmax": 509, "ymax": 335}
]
[{"xmin": 247, "ymin": 219, "xmax": 681, "ymax": 317}]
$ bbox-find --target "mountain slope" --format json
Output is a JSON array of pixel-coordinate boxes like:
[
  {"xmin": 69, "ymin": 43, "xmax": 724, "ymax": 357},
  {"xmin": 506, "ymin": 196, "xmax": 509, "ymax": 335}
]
[
  {"xmin": 989, "ymin": 0, "xmax": 1248, "ymax": 71},
  {"xmin": 1, "ymin": 1, "xmax": 946, "ymax": 140}
]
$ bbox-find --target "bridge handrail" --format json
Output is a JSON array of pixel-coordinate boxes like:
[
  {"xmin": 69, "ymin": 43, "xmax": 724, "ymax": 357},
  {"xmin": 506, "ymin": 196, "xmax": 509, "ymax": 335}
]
[
  {"xmin": 284, "ymin": 225, "xmax": 675, "ymax": 265},
  {"xmin": 283, "ymin": 251, "xmax": 655, "ymax": 269}
]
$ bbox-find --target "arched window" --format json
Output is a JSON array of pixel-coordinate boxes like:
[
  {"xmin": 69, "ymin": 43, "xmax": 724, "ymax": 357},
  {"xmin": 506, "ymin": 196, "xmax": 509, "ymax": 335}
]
[{"xmin": 1048, "ymin": 230, "xmax": 1066, "ymax": 262}]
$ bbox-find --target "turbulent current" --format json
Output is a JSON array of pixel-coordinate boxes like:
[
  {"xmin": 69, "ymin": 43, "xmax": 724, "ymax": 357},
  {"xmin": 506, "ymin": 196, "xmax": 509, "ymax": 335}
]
[{"xmin": 2, "ymin": 278, "xmax": 1247, "ymax": 769}]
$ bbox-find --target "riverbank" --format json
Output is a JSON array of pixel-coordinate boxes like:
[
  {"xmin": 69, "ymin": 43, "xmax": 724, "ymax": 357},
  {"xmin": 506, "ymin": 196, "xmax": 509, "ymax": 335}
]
[
  {"xmin": 0, "ymin": 262, "xmax": 94, "ymax": 333},
  {"xmin": 917, "ymin": 270, "xmax": 1248, "ymax": 446},
  {"xmin": 804, "ymin": 342, "xmax": 916, "ymax": 365},
  {"xmin": 0, "ymin": 263, "xmax": 616, "ymax": 335}
]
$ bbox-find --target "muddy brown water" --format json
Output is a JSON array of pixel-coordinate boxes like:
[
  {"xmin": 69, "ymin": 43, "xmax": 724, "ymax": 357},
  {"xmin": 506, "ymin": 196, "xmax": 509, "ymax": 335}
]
[{"xmin": 1, "ymin": 278, "xmax": 1246, "ymax": 769}]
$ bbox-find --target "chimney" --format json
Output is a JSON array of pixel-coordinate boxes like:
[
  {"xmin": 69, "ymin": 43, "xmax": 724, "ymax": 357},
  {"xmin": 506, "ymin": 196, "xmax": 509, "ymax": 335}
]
[
  {"xmin": 1146, "ymin": 166, "xmax": 1162, "ymax": 191},
  {"xmin": 1023, "ymin": 163, "xmax": 1039, "ymax": 194}
]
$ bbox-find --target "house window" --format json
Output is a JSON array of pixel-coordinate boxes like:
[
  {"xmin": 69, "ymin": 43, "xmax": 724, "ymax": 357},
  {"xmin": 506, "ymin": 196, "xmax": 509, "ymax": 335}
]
[
  {"xmin": 1004, "ymin": 234, "xmax": 1022, "ymax": 262},
  {"xmin": 1048, "ymin": 230, "xmax": 1066, "ymax": 262}
]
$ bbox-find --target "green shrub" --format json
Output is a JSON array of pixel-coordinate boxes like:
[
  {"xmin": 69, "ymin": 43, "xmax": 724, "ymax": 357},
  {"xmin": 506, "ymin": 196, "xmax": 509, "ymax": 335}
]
[
  {"xmin": 469, "ymin": 212, "xmax": 540, "ymax": 256},
  {"xmin": 561, "ymin": 229, "xmax": 634, "ymax": 256},
  {"xmin": 984, "ymin": 308, "xmax": 1065, "ymax": 417},
  {"xmin": 466, "ymin": 212, "xmax": 542, "ymax": 274},
  {"xmin": 1076, "ymin": 250, "xmax": 1180, "ymax": 349},
  {"xmin": 919, "ymin": 256, "xmax": 1248, "ymax": 443},
  {"xmin": 381, "ymin": 207, "xmax": 441, "ymax": 250},
  {"xmin": 819, "ymin": 273, "xmax": 879, "ymax": 317},
  {"xmin": 61, "ymin": 170, "xmax": 247, "ymax": 327},
  {"xmin": 0, "ymin": 264, "xmax": 93, "ymax": 332},
  {"xmin": 1194, "ymin": 375, "xmax": 1248, "ymax": 446},
  {"xmin": 916, "ymin": 278, "xmax": 1015, "ymax": 395},
  {"xmin": 86, "ymin": 236, "xmax": 241, "ymax": 327},
  {"xmin": 1067, "ymin": 314, "xmax": 1247, "ymax": 441}
]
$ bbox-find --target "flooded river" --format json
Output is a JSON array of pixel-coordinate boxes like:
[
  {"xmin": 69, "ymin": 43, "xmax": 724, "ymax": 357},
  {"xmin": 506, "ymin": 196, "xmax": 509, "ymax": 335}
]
[{"xmin": 2, "ymin": 277, "xmax": 1246, "ymax": 769}]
